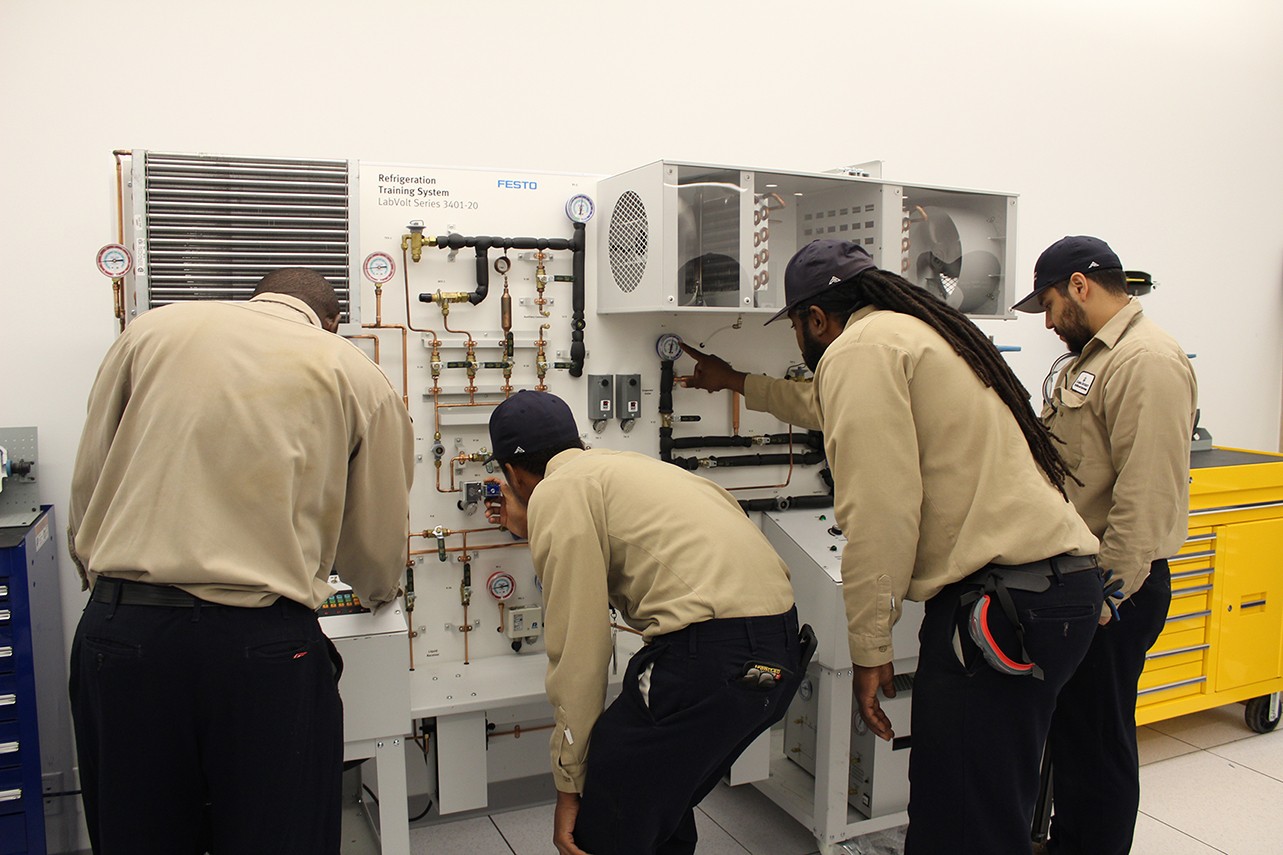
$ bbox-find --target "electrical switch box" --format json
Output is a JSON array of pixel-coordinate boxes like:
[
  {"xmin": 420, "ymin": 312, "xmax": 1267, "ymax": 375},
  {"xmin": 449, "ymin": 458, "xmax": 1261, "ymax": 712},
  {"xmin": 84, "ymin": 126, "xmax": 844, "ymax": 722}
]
[
  {"xmin": 505, "ymin": 606, "xmax": 542, "ymax": 640},
  {"xmin": 614, "ymin": 374, "xmax": 641, "ymax": 420},
  {"xmin": 588, "ymin": 375, "xmax": 615, "ymax": 421}
]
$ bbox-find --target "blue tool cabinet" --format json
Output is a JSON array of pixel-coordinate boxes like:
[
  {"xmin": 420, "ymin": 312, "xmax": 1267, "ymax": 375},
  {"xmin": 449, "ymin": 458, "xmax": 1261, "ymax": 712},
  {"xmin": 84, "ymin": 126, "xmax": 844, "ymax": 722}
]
[{"xmin": 0, "ymin": 507, "xmax": 52, "ymax": 855}]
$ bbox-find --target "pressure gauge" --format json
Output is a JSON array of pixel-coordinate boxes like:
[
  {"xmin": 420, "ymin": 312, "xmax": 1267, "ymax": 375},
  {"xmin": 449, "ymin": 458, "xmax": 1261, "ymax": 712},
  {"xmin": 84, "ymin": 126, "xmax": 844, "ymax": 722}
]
[
  {"xmin": 487, "ymin": 571, "xmax": 515, "ymax": 601},
  {"xmin": 655, "ymin": 333, "xmax": 685, "ymax": 361},
  {"xmin": 96, "ymin": 244, "xmax": 132, "ymax": 278},
  {"xmin": 362, "ymin": 251, "xmax": 396, "ymax": 285},
  {"xmin": 494, "ymin": 256, "xmax": 512, "ymax": 275},
  {"xmin": 565, "ymin": 193, "xmax": 595, "ymax": 224}
]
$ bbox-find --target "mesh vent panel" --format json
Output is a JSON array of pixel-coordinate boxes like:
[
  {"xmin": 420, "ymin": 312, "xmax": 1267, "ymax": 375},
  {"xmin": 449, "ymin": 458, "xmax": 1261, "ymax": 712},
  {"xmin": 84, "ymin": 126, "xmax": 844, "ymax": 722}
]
[{"xmin": 608, "ymin": 190, "xmax": 648, "ymax": 294}]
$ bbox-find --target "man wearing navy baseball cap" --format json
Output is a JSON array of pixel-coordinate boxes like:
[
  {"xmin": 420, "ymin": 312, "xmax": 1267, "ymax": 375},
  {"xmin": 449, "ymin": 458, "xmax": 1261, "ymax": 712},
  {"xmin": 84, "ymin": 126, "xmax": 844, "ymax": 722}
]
[
  {"xmin": 484, "ymin": 390, "xmax": 811, "ymax": 855},
  {"xmin": 1018, "ymin": 237, "xmax": 1197, "ymax": 855},
  {"xmin": 681, "ymin": 240, "xmax": 1104, "ymax": 854}
]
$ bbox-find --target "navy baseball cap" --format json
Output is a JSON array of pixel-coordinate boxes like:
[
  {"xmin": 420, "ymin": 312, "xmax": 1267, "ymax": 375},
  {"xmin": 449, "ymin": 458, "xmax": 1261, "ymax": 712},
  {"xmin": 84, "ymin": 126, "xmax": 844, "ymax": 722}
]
[
  {"xmin": 766, "ymin": 239, "xmax": 877, "ymax": 324},
  {"xmin": 487, "ymin": 390, "xmax": 580, "ymax": 462},
  {"xmin": 1012, "ymin": 235, "xmax": 1123, "ymax": 313}
]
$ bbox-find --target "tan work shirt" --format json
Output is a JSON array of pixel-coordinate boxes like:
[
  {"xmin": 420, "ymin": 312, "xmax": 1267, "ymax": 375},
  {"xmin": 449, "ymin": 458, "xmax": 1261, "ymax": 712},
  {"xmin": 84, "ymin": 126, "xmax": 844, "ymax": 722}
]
[
  {"xmin": 526, "ymin": 448, "xmax": 795, "ymax": 793},
  {"xmin": 746, "ymin": 307, "xmax": 1098, "ymax": 667},
  {"xmin": 69, "ymin": 294, "xmax": 415, "ymax": 609},
  {"xmin": 1042, "ymin": 298, "xmax": 1197, "ymax": 598}
]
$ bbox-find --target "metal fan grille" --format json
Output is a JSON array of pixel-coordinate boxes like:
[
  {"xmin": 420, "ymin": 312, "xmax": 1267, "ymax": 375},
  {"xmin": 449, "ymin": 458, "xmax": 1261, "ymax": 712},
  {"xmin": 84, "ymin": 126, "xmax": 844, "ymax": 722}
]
[
  {"xmin": 608, "ymin": 190, "xmax": 648, "ymax": 294},
  {"xmin": 140, "ymin": 151, "xmax": 352, "ymax": 319}
]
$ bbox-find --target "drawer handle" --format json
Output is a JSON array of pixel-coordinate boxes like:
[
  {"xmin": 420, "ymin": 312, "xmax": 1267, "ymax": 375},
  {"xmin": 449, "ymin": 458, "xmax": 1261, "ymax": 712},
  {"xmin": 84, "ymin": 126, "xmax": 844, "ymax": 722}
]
[
  {"xmin": 1172, "ymin": 584, "xmax": 1214, "ymax": 598},
  {"xmin": 0, "ymin": 610, "xmax": 9, "ymax": 622},
  {"xmin": 0, "ymin": 788, "xmax": 20, "ymax": 802},
  {"xmin": 0, "ymin": 647, "xmax": 12, "ymax": 658},
  {"xmin": 0, "ymin": 585, "xmax": 7, "ymax": 598},
  {"xmin": 1170, "ymin": 550, "xmax": 1215, "ymax": 563},
  {"xmin": 1138, "ymin": 676, "xmax": 1207, "ymax": 696},
  {"xmin": 0, "ymin": 694, "xmax": 15, "ymax": 706},
  {"xmin": 1165, "ymin": 610, "xmax": 1212, "ymax": 624},
  {"xmin": 1170, "ymin": 567, "xmax": 1214, "ymax": 581},
  {"xmin": 1242, "ymin": 599, "xmax": 1267, "ymax": 610},
  {"xmin": 0, "ymin": 741, "xmax": 18, "ymax": 754},
  {"xmin": 1191, "ymin": 500, "xmax": 1283, "ymax": 517},
  {"xmin": 1147, "ymin": 643, "xmax": 1211, "ymax": 661}
]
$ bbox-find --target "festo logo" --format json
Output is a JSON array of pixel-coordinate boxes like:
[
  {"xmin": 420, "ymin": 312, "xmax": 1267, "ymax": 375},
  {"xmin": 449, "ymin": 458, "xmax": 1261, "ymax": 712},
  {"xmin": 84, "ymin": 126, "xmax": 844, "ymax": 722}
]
[{"xmin": 829, "ymin": 275, "xmax": 842, "ymax": 284}]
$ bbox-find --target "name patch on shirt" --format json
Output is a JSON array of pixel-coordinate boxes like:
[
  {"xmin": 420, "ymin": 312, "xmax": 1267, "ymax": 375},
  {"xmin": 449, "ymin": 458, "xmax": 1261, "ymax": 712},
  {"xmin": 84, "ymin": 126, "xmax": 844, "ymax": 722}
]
[{"xmin": 1070, "ymin": 371, "xmax": 1096, "ymax": 396}]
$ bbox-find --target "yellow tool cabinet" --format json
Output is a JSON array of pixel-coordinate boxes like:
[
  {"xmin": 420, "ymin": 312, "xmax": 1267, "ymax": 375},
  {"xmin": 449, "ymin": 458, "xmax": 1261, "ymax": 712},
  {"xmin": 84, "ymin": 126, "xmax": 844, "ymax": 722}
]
[{"xmin": 1136, "ymin": 446, "xmax": 1283, "ymax": 732}]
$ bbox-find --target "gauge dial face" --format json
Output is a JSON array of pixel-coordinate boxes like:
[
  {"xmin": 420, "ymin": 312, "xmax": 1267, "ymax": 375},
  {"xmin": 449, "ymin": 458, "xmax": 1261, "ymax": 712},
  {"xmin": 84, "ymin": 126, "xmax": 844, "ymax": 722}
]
[
  {"xmin": 565, "ymin": 193, "xmax": 595, "ymax": 224},
  {"xmin": 362, "ymin": 251, "xmax": 396, "ymax": 284},
  {"xmin": 96, "ymin": 244, "xmax": 132, "ymax": 278},
  {"xmin": 655, "ymin": 333, "xmax": 685, "ymax": 361},
  {"xmin": 487, "ymin": 571, "xmax": 515, "ymax": 601}
]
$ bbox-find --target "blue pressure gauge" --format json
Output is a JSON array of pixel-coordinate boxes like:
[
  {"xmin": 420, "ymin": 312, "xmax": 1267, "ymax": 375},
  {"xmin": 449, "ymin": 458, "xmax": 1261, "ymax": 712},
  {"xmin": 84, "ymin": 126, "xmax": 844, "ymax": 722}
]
[
  {"xmin": 565, "ymin": 193, "xmax": 595, "ymax": 224},
  {"xmin": 655, "ymin": 333, "xmax": 684, "ymax": 361}
]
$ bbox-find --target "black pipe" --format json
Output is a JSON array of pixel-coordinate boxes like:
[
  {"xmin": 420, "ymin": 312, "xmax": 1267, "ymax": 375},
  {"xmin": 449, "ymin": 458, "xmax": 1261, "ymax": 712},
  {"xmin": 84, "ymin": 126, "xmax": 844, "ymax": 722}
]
[
  {"xmin": 415, "ymin": 226, "xmax": 588, "ymax": 376},
  {"xmin": 570, "ymin": 223, "xmax": 586, "ymax": 377},
  {"xmin": 659, "ymin": 359, "xmax": 675, "ymax": 462},
  {"xmin": 669, "ymin": 450, "xmax": 825, "ymax": 470},
  {"xmin": 737, "ymin": 494, "xmax": 835, "ymax": 513},
  {"xmin": 669, "ymin": 432, "xmax": 817, "ymax": 450}
]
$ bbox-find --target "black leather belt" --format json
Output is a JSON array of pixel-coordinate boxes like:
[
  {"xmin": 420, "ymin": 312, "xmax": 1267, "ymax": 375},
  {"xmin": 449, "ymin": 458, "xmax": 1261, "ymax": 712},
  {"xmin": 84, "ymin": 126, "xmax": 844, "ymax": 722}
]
[
  {"xmin": 91, "ymin": 577, "xmax": 204, "ymax": 607},
  {"xmin": 987, "ymin": 554, "xmax": 1098, "ymax": 578}
]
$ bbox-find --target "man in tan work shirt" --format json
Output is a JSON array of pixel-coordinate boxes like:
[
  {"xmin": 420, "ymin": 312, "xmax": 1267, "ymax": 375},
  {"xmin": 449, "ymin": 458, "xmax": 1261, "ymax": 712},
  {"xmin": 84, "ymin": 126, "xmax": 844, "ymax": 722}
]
[
  {"xmin": 68, "ymin": 268, "xmax": 414, "ymax": 855},
  {"xmin": 681, "ymin": 240, "xmax": 1104, "ymax": 854},
  {"xmin": 484, "ymin": 390, "xmax": 808, "ymax": 855},
  {"xmin": 1015, "ymin": 236, "xmax": 1197, "ymax": 855}
]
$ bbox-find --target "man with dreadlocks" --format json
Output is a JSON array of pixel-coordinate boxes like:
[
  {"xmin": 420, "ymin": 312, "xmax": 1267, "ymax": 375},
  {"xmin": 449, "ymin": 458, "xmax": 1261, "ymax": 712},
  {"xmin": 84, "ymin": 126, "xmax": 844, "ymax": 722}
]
[{"xmin": 681, "ymin": 239, "xmax": 1103, "ymax": 854}]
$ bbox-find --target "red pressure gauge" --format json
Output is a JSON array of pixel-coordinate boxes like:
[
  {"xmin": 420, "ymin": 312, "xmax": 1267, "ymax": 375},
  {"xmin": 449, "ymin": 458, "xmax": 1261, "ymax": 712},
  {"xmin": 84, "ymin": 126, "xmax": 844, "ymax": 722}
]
[
  {"xmin": 487, "ymin": 571, "xmax": 515, "ymax": 601},
  {"xmin": 96, "ymin": 244, "xmax": 132, "ymax": 278}
]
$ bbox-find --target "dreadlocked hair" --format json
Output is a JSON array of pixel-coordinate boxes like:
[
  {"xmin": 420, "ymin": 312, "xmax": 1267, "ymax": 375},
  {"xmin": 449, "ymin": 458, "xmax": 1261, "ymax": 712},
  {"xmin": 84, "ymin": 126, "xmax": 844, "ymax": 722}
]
[{"xmin": 801, "ymin": 268, "xmax": 1078, "ymax": 498}]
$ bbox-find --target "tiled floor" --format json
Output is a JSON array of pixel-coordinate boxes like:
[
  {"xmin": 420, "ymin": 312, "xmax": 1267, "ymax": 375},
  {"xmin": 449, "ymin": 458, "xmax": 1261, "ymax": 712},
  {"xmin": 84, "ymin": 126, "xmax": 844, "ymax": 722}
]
[{"xmin": 344, "ymin": 702, "xmax": 1283, "ymax": 854}]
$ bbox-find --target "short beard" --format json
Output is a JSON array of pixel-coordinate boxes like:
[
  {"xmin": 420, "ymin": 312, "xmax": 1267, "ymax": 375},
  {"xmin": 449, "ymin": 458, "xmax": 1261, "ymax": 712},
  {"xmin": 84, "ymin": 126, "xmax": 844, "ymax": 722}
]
[
  {"xmin": 1059, "ymin": 299, "xmax": 1093, "ymax": 354},
  {"xmin": 800, "ymin": 323, "xmax": 828, "ymax": 373}
]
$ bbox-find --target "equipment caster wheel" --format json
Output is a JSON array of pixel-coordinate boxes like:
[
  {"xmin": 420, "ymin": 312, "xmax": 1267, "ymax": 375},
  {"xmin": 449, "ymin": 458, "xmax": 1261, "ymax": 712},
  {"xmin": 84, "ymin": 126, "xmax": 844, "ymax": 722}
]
[{"xmin": 1245, "ymin": 694, "xmax": 1281, "ymax": 733}]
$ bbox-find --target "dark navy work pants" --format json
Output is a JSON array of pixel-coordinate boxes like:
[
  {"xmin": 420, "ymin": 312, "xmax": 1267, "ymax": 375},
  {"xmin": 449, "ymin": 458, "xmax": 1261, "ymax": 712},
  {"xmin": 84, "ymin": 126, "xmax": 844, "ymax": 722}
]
[
  {"xmin": 574, "ymin": 608, "xmax": 803, "ymax": 855},
  {"xmin": 69, "ymin": 584, "xmax": 344, "ymax": 855},
  {"xmin": 1047, "ymin": 559, "xmax": 1172, "ymax": 855},
  {"xmin": 904, "ymin": 567, "xmax": 1104, "ymax": 855}
]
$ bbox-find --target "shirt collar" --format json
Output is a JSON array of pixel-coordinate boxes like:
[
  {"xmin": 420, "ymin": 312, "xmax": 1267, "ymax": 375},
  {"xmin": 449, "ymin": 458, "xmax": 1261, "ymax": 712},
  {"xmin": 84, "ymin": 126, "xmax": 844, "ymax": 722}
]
[
  {"xmin": 544, "ymin": 447, "xmax": 585, "ymax": 477},
  {"xmin": 247, "ymin": 293, "xmax": 322, "ymax": 327},
  {"xmin": 844, "ymin": 304, "xmax": 879, "ymax": 329},
  {"xmin": 1089, "ymin": 297, "xmax": 1143, "ymax": 351}
]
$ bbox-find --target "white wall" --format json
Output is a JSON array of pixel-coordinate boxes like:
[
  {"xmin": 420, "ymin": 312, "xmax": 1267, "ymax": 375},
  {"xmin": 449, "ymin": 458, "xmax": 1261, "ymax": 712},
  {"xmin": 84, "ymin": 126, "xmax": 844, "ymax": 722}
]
[{"xmin": 2, "ymin": 0, "xmax": 1281, "ymax": 848}]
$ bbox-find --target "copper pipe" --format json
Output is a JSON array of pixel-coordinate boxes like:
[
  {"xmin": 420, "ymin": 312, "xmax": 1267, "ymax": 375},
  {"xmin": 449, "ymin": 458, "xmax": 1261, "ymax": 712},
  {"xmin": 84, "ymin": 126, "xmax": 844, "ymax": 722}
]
[
  {"xmin": 112, "ymin": 150, "xmax": 131, "ymax": 331},
  {"xmin": 611, "ymin": 622, "xmax": 645, "ymax": 637},
  {"xmin": 462, "ymin": 600, "xmax": 471, "ymax": 665},
  {"xmin": 725, "ymin": 430, "xmax": 796, "ymax": 492},
  {"xmin": 399, "ymin": 246, "xmax": 443, "ymax": 338},
  {"xmin": 487, "ymin": 723, "xmax": 556, "ymax": 741},
  {"xmin": 112, "ymin": 150, "xmax": 129, "ymax": 244},
  {"xmin": 344, "ymin": 334, "xmax": 381, "ymax": 365},
  {"xmin": 731, "ymin": 391, "xmax": 741, "ymax": 435}
]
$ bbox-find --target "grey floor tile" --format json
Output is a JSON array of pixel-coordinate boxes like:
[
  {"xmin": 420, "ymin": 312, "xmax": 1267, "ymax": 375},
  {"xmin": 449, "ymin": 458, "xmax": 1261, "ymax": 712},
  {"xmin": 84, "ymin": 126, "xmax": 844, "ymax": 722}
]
[
  {"xmin": 1147, "ymin": 704, "xmax": 1257, "ymax": 749},
  {"xmin": 1139, "ymin": 750, "xmax": 1283, "ymax": 852},
  {"xmin": 1131, "ymin": 812, "xmax": 1226, "ymax": 855},
  {"xmin": 1138, "ymin": 725, "xmax": 1201, "ymax": 766},
  {"xmin": 409, "ymin": 815, "xmax": 514, "ymax": 855},
  {"xmin": 1207, "ymin": 726, "xmax": 1283, "ymax": 783},
  {"xmin": 699, "ymin": 781, "xmax": 822, "ymax": 855},
  {"xmin": 490, "ymin": 803, "xmax": 554, "ymax": 855},
  {"xmin": 692, "ymin": 809, "xmax": 755, "ymax": 854}
]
